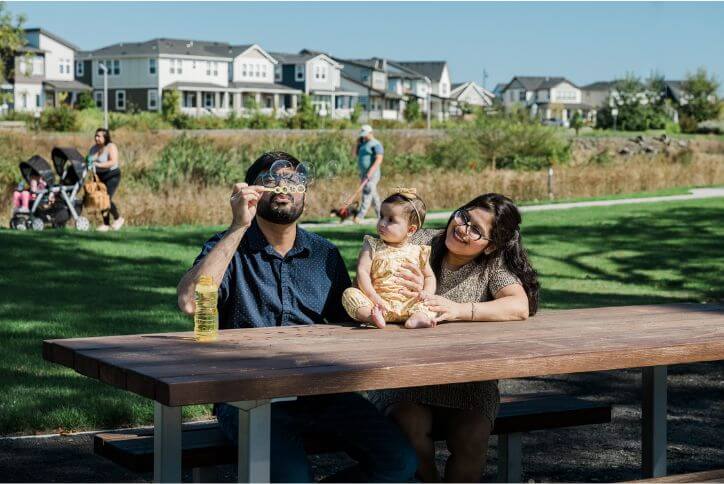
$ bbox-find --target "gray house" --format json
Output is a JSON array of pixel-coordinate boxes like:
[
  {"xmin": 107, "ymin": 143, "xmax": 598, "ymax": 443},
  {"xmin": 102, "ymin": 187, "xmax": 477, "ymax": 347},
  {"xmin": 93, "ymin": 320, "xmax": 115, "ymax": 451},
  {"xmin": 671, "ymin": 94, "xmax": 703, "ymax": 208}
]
[
  {"xmin": 273, "ymin": 50, "xmax": 357, "ymax": 118},
  {"xmin": 335, "ymin": 57, "xmax": 405, "ymax": 121},
  {"xmin": 396, "ymin": 61, "xmax": 452, "ymax": 120}
]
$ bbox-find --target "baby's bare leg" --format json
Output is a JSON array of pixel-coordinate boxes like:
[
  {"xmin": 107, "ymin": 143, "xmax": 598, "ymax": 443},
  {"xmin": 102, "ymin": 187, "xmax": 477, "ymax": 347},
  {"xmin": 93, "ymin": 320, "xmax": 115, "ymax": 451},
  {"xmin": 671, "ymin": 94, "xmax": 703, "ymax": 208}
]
[{"xmin": 405, "ymin": 311, "xmax": 434, "ymax": 329}]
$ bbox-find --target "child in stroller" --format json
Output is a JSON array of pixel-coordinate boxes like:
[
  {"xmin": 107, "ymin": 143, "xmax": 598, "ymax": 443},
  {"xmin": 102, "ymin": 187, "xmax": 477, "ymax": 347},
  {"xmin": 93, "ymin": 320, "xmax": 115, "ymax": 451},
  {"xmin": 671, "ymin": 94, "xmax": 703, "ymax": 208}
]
[
  {"xmin": 9, "ymin": 148, "xmax": 90, "ymax": 231},
  {"xmin": 12, "ymin": 169, "xmax": 49, "ymax": 214}
]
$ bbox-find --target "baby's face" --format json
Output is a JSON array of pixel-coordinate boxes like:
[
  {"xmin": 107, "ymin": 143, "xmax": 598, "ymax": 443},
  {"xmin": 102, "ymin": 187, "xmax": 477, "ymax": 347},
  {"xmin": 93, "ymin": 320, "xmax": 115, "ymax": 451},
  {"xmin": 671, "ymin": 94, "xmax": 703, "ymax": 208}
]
[{"xmin": 377, "ymin": 203, "xmax": 415, "ymax": 244}]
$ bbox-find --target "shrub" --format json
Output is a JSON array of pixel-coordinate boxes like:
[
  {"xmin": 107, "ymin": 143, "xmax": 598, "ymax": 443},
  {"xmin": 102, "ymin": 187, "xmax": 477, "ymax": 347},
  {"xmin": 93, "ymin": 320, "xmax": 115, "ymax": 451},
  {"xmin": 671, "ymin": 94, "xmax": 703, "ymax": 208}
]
[
  {"xmin": 597, "ymin": 75, "xmax": 670, "ymax": 131},
  {"xmin": 162, "ymin": 90, "xmax": 182, "ymax": 121},
  {"xmin": 146, "ymin": 134, "xmax": 249, "ymax": 188},
  {"xmin": 678, "ymin": 68, "xmax": 720, "ymax": 124},
  {"xmin": 403, "ymin": 98, "xmax": 422, "ymax": 122},
  {"xmin": 77, "ymin": 92, "xmax": 95, "ymax": 110},
  {"xmin": 40, "ymin": 105, "xmax": 79, "ymax": 131},
  {"xmin": 286, "ymin": 94, "xmax": 320, "ymax": 129},
  {"xmin": 679, "ymin": 115, "xmax": 699, "ymax": 134},
  {"xmin": 350, "ymin": 103, "xmax": 363, "ymax": 124}
]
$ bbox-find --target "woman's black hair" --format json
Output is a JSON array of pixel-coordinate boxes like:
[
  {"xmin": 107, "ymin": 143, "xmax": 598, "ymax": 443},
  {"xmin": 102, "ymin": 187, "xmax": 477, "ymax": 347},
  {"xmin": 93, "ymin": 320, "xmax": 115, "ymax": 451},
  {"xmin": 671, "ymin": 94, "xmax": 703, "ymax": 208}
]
[
  {"xmin": 429, "ymin": 193, "xmax": 540, "ymax": 315},
  {"xmin": 95, "ymin": 128, "xmax": 111, "ymax": 146}
]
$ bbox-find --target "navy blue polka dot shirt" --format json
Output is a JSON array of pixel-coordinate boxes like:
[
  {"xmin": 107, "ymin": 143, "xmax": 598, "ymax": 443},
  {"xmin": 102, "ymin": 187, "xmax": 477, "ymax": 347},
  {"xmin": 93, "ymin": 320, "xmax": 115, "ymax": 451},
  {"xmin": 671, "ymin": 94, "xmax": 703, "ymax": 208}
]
[{"xmin": 193, "ymin": 219, "xmax": 352, "ymax": 328}]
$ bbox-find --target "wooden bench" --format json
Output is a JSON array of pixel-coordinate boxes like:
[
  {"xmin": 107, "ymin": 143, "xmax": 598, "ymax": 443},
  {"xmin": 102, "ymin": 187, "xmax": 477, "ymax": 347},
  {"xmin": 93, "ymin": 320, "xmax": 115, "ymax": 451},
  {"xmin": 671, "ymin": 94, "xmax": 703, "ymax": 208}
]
[
  {"xmin": 626, "ymin": 469, "xmax": 724, "ymax": 482},
  {"xmin": 94, "ymin": 393, "xmax": 611, "ymax": 482}
]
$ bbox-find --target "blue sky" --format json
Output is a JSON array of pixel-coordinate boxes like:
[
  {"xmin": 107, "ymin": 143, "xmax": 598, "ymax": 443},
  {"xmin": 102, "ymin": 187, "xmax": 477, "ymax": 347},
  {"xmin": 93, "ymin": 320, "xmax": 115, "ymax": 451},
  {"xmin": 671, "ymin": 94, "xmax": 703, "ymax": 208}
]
[{"xmin": 9, "ymin": 1, "xmax": 724, "ymax": 89}]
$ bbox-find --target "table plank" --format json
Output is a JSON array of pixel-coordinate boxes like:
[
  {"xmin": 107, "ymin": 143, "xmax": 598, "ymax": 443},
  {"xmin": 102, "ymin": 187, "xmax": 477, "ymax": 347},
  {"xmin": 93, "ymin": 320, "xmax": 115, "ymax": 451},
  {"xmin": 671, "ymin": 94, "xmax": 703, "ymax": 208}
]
[{"xmin": 43, "ymin": 303, "xmax": 724, "ymax": 406}]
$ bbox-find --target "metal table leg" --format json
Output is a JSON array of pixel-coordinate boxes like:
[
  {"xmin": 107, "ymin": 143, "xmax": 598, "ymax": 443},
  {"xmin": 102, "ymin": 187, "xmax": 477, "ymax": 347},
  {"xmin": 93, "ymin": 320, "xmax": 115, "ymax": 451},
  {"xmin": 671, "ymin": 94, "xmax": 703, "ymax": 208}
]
[
  {"xmin": 154, "ymin": 402, "xmax": 182, "ymax": 483},
  {"xmin": 229, "ymin": 400, "xmax": 272, "ymax": 483},
  {"xmin": 642, "ymin": 365, "xmax": 667, "ymax": 478},
  {"xmin": 497, "ymin": 432, "xmax": 522, "ymax": 482}
]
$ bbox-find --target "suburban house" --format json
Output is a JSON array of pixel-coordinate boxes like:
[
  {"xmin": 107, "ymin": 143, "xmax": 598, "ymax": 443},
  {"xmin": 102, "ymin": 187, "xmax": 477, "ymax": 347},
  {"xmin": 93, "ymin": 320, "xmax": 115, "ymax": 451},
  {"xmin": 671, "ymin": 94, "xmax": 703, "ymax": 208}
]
[
  {"xmin": 273, "ymin": 49, "xmax": 357, "ymax": 118},
  {"xmin": 335, "ymin": 57, "xmax": 404, "ymax": 121},
  {"xmin": 2, "ymin": 28, "xmax": 91, "ymax": 112},
  {"xmin": 500, "ymin": 76, "xmax": 593, "ymax": 124},
  {"xmin": 385, "ymin": 61, "xmax": 431, "ymax": 115},
  {"xmin": 396, "ymin": 61, "xmax": 452, "ymax": 120},
  {"xmin": 448, "ymin": 81, "xmax": 495, "ymax": 115},
  {"xmin": 84, "ymin": 39, "xmax": 301, "ymax": 115}
]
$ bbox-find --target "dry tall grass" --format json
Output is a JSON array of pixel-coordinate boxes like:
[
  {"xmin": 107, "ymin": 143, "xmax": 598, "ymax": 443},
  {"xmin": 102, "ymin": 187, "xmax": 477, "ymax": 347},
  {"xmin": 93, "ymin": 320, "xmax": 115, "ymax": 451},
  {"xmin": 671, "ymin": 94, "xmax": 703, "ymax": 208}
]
[{"xmin": 2, "ymin": 130, "xmax": 723, "ymax": 226}]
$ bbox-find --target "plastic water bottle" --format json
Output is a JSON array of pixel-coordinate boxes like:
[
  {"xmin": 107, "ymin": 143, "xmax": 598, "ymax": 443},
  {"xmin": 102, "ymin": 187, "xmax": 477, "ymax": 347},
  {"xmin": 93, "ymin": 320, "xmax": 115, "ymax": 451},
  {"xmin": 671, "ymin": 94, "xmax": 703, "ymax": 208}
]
[{"xmin": 194, "ymin": 275, "xmax": 218, "ymax": 342}]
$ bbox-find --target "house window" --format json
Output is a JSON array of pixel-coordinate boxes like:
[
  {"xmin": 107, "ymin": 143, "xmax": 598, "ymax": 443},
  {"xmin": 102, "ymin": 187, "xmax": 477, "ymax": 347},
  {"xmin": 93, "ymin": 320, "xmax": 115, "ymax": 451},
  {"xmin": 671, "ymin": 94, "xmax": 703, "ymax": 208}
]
[
  {"xmin": 275, "ymin": 65, "xmax": 282, "ymax": 82},
  {"xmin": 59, "ymin": 62, "xmax": 64, "ymax": 75},
  {"xmin": 519, "ymin": 90, "xmax": 526, "ymax": 101},
  {"xmin": 76, "ymin": 61, "xmax": 84, "ymax": 76},
  {"xmin": 321, "ymin": 65, "xmax": 327, "ymax": 80},
  {"xmin": 206, "ymin": 62, "xmax": 211, "ymax": 76},
  {"xmin": 242, "ymin": 63, "xmax": 247, "ymax": 77},
  {"xmin": 36, "ymin": 94, "xmax": 41, "ymax": 107},
  {"xmin": 255, "ymin": 64, "xmax": 260, "ymax": 78},
  {"xmin": 295, "ymin": 64, "xmax": 304, "ymax": 81},
  {"xmin": 177, "ymin": 59, "xmax": 183, "ymax": 75},
  {"xmin": 115, "ymin": 90, "xmax": 126, "ymax": 110},
  {"xmin": 149, "ymin": 58, "xmax": 157, "ymax": 75},
  {"xmin": 213, "ymin": 62, "xmax": 218, "ymax": 76},
  {"xmin": 113, "ymin": 60, "xmax": 120, "ymax": 75},
  {"xmin": 148, "ymin": 89, "xmax": 158, "ymax": 110},
  {"xmin": 94, "ymin": 91, "xmax": 103, "ymax": 108},
  {"xmin": 192, "ymin": 60, "xmax": 196, "ymax": 69},
  {"xmin": 65, "ymin": 59, "xmax": 72, "ymax": 74},
  {"xmin": 262, "ymin": 65, "xmax": 267, "ymax": 78}
]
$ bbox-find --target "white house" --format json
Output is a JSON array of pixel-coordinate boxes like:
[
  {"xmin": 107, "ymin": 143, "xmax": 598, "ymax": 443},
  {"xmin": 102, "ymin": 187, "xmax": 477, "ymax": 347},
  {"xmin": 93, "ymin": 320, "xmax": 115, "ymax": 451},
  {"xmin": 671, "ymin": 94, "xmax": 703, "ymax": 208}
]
[
  {"xmin": 86, "ymin": 39, "xmax": 301, "ymax": 116},
  {"xmin": 448, "ymin": 81, "xmax": 495, "ymax": 115},
  {"xmin": 500, "ymin": 76, "xmax": 592, "ymax": 123},
  {"xmin": 335, "ymin": 57, "xmax": 404, "ymax": 121},
  {"xmin": 396, "ymin": 61, "xmax": 452, "ymax": 120},
  {"xmin": 4, "ymin": 28, "xmax": 90, "ymax": 113}
]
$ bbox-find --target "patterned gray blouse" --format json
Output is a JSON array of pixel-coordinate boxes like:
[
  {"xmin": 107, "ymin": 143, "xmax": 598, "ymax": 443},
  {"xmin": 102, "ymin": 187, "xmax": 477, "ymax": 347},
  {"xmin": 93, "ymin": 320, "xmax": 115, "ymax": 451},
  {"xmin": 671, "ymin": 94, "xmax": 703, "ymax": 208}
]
[{"xmin": 368, "ymin": 228, "xmax": 521, "ymax": 425}]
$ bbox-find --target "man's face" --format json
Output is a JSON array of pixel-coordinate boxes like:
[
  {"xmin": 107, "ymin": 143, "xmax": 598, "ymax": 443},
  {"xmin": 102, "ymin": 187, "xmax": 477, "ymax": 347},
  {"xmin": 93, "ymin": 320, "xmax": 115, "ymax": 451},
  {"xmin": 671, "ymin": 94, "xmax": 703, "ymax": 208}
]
[{"xmin": 255, "ymin": 167, "xmax": 306, "ymax": 224}]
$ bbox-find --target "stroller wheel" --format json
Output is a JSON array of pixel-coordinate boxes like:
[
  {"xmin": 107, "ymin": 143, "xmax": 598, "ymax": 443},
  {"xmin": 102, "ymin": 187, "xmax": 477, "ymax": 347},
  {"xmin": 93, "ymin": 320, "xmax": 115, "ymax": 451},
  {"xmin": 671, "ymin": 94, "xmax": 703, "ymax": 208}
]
[
  {"xmin": 75, "ymin": 216, "xmax": 90, "ymax": 232},
  {"xmin": 11, "ymin": 217, "xmax": 27, "ymax": 230},
  {"xmin": 30, "ymin": 217, "xmax": 45, "ymax": 231}
]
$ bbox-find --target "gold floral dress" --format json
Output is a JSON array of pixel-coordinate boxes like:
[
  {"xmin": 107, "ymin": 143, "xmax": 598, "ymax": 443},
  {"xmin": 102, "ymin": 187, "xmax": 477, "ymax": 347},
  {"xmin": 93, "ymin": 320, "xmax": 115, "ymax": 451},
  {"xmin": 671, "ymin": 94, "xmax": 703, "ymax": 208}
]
[{"xmin": 342, "ymin": 235, "xmax": 434, "ymax": 322}]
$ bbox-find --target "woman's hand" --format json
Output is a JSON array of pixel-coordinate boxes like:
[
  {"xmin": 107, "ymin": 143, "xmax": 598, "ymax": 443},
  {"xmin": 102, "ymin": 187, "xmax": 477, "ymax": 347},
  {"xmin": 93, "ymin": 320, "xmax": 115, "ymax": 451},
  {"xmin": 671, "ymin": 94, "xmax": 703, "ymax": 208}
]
[
  {"xmin": 230, "ymin": 183, "xmax": 264, "ymax": 230},
  {"xmin": 422, "ymin": 294, "xmax": 465, "ymax": 324},
  {"xmin": 396, "ymin": 262, "xmax": 425, "ymax": 299}
]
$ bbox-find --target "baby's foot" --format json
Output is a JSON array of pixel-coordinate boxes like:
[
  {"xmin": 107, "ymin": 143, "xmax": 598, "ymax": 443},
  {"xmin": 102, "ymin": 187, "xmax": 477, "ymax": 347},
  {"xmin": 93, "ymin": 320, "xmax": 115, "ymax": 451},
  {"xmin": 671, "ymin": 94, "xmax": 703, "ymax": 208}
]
[
  {"xmin": 371, "ymin": 305, "xmax": 387, "ymax": 329},
  {"xmin": 404, "ymin": 312, "xmax": 434, "ymax": 329}
]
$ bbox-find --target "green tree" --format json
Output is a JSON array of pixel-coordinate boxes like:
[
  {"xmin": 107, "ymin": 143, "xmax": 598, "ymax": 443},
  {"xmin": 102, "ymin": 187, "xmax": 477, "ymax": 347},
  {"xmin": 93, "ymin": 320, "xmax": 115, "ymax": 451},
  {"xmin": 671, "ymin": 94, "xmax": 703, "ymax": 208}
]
[
  {"xmin": 350, "ymin": 102, "xmax": 362, "ymax": 124},
  {"xmin": 403, "ymin": 98, "xmax": 422, "ymax": 122},
  {"xmin": 570, "ymin": 111, "xmax": 584, "ymax": 135},
  {"xmin": 287, "ymin": 94, "xmax": 320, "ymax": 129},
  {"xmin": 162, "ymin": 89, "xmax": 181, "ymax": 120},
  {"xmin": 678, "ymin": 68, "xmax": 720, "ymax": 128},
  {"xmin": 0, "ymin": 2, "xmax": 27, "ymax": 105},
  {"xmin": 76, "ymin": 91, "xmax": 95, "ymax": 110},
  {"xmin": 596, "ymin": 74, "xmax": 668, "ymax": 131}
]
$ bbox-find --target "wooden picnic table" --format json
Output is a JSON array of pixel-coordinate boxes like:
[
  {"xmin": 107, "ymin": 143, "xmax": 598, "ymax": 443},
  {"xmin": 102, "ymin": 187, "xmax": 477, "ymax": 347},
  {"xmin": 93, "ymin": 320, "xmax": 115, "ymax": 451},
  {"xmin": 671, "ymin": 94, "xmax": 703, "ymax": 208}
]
[{"xmin": 43, "ymin": 303, "xmax": 724, "ymax": 483}]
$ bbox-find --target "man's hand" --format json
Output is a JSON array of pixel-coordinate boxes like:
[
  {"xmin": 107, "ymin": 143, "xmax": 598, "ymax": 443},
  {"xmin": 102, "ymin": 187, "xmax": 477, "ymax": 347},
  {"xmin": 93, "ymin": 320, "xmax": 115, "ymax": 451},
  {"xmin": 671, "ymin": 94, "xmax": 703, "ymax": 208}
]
[{"xmin": 230, "ymin": 183, "xmax": 264, "ymax": 230}]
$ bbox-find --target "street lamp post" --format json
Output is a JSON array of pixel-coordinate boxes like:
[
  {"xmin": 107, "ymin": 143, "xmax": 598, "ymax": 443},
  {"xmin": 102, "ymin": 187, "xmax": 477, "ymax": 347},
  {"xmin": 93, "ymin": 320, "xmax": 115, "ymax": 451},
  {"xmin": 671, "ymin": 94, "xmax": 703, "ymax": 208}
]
[
  {"xmin": 99, "ymin": 63, "xmax": 108, "ymax": 130},
  {"xmin": 425, "ymin": 76, "xmax": 432, "ymax": 131},
  {"xmin": 611, "ymin": 107, "xmax": 619, "ymax": 132}
]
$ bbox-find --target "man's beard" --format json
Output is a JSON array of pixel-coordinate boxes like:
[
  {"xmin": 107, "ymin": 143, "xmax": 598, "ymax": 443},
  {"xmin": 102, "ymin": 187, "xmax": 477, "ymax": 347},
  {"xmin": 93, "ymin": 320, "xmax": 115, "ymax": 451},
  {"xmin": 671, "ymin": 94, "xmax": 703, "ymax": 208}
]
[{"xmin": 256, "ymin": 195, "xmax": 305, "ymax": 224}]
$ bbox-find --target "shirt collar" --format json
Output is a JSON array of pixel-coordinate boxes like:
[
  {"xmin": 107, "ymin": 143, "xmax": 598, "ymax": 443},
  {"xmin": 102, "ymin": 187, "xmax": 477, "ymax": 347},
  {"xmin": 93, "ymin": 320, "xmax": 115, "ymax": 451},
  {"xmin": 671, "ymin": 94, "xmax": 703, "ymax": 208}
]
[{"xmin": 244, "ymin": 218, "xmax": 311, "ymax": 259}]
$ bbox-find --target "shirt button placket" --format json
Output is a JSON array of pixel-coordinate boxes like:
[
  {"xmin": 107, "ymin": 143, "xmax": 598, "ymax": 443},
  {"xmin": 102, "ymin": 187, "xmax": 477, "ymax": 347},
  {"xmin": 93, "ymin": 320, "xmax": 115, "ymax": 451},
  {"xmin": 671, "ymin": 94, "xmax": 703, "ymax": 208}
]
[{"xmin": 280, "ymin": 258, "xmax": 289, "ymax": 325}]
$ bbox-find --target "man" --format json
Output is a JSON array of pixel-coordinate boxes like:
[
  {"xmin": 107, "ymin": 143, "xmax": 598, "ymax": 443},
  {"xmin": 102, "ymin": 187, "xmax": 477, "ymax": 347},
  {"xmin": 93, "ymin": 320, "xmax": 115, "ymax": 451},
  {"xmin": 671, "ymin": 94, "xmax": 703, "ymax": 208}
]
[
  {"xmin": 177, "ymin": 151, "xmax": 417, "ymax": 483},
  {"xmin": 353, "ymin": 124, "xmax": 384, "ymax": 223}
]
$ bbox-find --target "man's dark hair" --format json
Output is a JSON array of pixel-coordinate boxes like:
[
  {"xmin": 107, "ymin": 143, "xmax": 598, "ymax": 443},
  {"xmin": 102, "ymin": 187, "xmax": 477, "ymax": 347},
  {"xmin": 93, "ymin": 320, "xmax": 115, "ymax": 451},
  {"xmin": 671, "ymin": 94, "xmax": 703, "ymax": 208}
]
[{"xmin": 245, "ymin": 151, "xmax": 301, "ymax": 185}]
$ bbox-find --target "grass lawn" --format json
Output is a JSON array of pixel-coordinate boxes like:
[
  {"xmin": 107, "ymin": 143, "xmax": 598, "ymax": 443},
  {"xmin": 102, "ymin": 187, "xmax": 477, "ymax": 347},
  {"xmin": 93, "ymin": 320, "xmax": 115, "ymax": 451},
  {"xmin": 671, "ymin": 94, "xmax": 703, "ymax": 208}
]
[{"xmin": 1, "ymin": 198, "xmax": 723, "ymax": 435}]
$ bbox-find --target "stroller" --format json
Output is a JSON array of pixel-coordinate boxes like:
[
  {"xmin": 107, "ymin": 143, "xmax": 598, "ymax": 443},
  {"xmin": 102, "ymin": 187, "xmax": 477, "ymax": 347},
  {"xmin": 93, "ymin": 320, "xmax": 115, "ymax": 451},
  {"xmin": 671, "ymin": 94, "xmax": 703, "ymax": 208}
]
[{"xmin": 9, "ymin": 147, "xmax": 90, "ymax": 231}]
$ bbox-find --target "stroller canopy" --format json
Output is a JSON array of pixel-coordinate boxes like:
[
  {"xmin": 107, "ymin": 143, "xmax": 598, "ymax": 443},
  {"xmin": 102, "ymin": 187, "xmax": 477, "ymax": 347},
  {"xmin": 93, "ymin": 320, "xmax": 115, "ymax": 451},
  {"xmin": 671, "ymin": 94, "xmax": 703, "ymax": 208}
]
[
  {"xmin": 19, "ymin": 155, "xmax": 55, "ymax": 186},
  {"xmin": 51, "ymin": 147, "xmax": 86, "ymax": 185}
]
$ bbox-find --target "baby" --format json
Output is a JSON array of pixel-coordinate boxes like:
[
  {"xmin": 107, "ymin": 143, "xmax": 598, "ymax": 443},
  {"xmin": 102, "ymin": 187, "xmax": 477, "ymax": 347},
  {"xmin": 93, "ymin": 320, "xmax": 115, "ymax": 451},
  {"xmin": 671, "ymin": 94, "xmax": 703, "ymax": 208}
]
[
  {"xmin": 342, "ymin": 188, "xmax": 436, "ymax": 329},
  {"xmin": 12, "ymin": 174, "xmax": 47, "ymax": 213}
]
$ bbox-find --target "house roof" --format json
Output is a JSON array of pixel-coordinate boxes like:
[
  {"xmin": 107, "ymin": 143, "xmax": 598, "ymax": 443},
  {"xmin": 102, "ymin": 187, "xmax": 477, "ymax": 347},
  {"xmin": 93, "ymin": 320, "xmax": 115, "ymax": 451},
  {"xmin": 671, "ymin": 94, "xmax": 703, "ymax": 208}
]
[
  {"xmin": 582, "ymin": 81, "xmax": 616, "ymax": 91},
  {"xmin": 271, "ymin": 51, "xmax": 342, "ymax": 68},
  {"xmin": 386, "ymin": 61, "xmax": 427, "ymax": 80},
  {"xmin": 92, "ymin": 38, "xmax": 234, "ymax": 58},
  {"xmin": 449, "ymin": 81, "xmax": 496, "ymax": 102},
  {"xmin": 340, "ymin": 73, "xmax": 394, "ymax": 97},
  {"xmin": 17, "ymin": 46, "xmax": 46, "ymax": 54},
  {"xmin": 492, "ymin": 83, "xmax": 506, "ymax": 94},
  {"xmin": 229, "ymin": 81, "xmax": 301, "ymax": 92},
  {"xmin": 504, "ymin": 76, "xmax": 578, "ymax": 92},
  {"xmin": 24, "ymin": 28, "xmax": 80, "ymax": 51},
  {"xmin": 43, "ymin": 79, "xmax": 92, "ymax": 91},
  {"xmin": 396, "ymin": 62, "xmax": 447, "ymax": 82}
]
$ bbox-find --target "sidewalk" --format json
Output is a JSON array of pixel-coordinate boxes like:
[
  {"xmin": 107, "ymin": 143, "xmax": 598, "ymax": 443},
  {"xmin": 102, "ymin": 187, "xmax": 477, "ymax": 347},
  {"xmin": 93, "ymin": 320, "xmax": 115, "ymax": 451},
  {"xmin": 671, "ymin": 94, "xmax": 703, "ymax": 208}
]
[{"xmin": 302, "ymin": 187, "xmax": 724, "ymax": 229}]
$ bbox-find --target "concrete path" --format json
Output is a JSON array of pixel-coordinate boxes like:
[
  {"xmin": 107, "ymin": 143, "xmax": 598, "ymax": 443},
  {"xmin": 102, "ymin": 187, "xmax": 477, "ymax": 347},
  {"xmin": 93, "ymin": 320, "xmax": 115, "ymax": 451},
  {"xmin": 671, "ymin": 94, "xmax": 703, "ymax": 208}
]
[{"xmin": 301, "ymin": 187, "xmax": 724, "ymax": 229}]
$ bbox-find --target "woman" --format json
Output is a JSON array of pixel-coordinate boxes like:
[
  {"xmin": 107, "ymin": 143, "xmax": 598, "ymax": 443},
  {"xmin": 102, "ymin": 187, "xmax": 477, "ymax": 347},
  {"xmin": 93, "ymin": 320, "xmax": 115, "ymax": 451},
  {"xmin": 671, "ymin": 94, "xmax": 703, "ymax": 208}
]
[
  {"xmin": 88, "ymin": 128, "xmax": 124, "ymax": 231},
  {"xmin": 370, "ymin": 193, "xmax": 540, "ymax": 482}
]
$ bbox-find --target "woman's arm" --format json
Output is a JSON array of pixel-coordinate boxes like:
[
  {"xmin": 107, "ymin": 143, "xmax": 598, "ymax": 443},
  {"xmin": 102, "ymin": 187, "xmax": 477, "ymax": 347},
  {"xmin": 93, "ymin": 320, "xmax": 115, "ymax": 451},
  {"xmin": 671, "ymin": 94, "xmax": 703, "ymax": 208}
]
[
  {"xmin": 94, "ymin": 144, "xmax": 119, "ymax": 169},
  {"xmin": 424, "ymin": 283, "xmax": 529, "ymax": 323}
]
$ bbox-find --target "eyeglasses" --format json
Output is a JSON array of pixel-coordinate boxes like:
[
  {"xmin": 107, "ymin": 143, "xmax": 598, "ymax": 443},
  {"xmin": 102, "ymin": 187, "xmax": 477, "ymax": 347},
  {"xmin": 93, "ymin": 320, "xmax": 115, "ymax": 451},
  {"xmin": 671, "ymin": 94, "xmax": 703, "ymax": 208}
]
[
  {"xmin": 453, "ymin": 209, "xmax": 491, "ymax": 242},
  {"xmin": 258, "ymin": 160, "xmax": 310, "ymax": 189}
]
